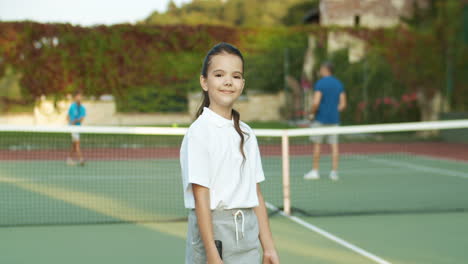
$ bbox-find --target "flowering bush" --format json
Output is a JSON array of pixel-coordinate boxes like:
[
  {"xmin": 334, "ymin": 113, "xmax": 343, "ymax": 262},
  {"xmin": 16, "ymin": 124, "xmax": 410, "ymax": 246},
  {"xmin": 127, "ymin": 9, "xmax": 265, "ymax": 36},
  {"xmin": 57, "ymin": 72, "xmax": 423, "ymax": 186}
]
[
  {"xmin": 355, "ymin": 92, "xmax": 420, "ymax": 123},
  {"xmin": 0, "ymin": 22, "xmax": 309, "ymax": 112}
]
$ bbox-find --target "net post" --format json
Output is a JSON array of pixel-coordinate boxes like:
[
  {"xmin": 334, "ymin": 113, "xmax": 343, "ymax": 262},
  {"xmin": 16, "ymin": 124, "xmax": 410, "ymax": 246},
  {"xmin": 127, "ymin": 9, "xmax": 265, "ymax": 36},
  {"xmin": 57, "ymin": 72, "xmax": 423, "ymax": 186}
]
[{"xmin": 281, "ymin": 130, "xmax": 291, "ymax": 216}]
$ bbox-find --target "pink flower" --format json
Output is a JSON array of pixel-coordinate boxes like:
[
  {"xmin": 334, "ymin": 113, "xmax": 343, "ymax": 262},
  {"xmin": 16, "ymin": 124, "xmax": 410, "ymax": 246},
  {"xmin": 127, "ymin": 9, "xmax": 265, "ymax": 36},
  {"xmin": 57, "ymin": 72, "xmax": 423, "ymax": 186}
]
[
  {"xmin": 402, "ymin": 94, "xmax": 410, "ymax": 102},
  {"xmin": 401, "ymin": 93, "xmax": 418, "ymax": 103},
  {"xmin": 301, "ymin": 79, "xmax": 311, "ymax": 90},
  {"xmin": 392, "ymin": 101, "xmax": 400, "ymax": 108},
  {"xmin": 374, "ymin": 98, "xmax": 382, "ymax": 109},
  {"xmin": 358, "ymin": 101, "xmax": 367, "ymax": 110},
  {"xmin": 383, "ymin": 97, "xmax": 393, "ymax": 105}
]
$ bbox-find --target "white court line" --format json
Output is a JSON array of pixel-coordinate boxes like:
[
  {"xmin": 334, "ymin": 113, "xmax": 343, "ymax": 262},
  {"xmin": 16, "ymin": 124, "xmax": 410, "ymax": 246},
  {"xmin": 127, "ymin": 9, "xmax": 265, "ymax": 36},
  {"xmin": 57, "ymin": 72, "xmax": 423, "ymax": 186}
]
[
  {"xmin": 365, "ymin": 157, "xmax": 468, "ymax": 179},
  {"xmin": 407, "ymin": 154, "xmax": 468, "ymax": 165},
  {"xmin": 265, "ymin": 202, "xmax": 392, "ymax": 264}
]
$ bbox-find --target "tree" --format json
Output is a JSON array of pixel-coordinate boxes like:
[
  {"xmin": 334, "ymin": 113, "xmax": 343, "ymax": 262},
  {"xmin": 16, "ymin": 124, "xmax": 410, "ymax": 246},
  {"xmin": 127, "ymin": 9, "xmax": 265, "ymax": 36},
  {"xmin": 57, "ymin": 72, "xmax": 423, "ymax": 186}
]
[
  {"xmin": 375, "ymin": 0, "xmax": 466, "ymax": 123},
  {"xmin": 143, "ymin": 0, "xmax": 307, "ymax": 27},
  {"xmin": 167, "ymin": 0, "xmax": 177, "ymax": 12}
]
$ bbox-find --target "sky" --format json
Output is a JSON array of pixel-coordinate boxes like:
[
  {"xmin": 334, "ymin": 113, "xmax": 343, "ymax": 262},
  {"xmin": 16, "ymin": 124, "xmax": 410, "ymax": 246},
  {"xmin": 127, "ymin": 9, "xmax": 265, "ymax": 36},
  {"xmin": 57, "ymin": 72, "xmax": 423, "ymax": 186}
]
[{"xmin": 0, "ymin": 0, "xmax": 190, "ymax": 26}]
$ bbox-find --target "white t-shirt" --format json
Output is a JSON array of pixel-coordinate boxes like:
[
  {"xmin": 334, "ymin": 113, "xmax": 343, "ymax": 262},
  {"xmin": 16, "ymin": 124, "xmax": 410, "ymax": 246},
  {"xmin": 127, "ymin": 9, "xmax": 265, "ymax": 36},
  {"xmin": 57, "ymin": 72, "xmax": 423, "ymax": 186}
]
[{"xmin": 180, "ymin": 107, "xmax": 265, "ymax": 210}]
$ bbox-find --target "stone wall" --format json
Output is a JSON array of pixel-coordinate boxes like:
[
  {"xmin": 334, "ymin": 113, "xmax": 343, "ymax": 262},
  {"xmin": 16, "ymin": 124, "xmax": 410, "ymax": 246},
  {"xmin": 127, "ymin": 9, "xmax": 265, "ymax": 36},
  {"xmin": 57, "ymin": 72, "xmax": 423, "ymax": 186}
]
[
  {"xmin": 318, "ymin": 0, "xmax": 421, "ymax": 64},
  {"xmin": 320, "ymin": 0, "xmax": 421, "ymax": 28},
  {"xmin": 32, "ymin": 98, "xmax": 192, "ymax": 126},
  {"xmin": 189, "ymin": 91, "xmax": 285, "ymax": 121},
  {"xmin": 0, "ymin": 91, "xmax": 285, "ymax": 126},
  {"xmin": 327, "ymin": 31, "xmax": 366, "ymax": 63},
  {"xmin": 0, "ymin": 113, "xmax": 35, "ymax": 125}
]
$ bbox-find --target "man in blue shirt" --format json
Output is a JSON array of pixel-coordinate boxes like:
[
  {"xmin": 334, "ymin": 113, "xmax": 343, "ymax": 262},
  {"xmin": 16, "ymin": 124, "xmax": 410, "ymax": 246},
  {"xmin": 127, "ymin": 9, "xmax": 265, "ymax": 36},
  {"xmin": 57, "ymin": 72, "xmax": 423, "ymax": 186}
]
[
  {"xmin": 67, "ymin": 91, "xmax": 86, "ymax": 166},
  {"xmin": 304, "ymin": 62, "xmax": 346, "ymax": 181}
]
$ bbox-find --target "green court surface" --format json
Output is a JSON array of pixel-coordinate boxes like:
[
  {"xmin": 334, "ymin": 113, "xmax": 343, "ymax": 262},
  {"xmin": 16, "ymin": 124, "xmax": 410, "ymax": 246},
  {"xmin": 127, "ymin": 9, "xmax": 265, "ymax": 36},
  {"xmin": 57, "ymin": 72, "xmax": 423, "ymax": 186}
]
[
  {"xmin": 302, "ymin": 212, "xmax": 468, "ymax": 264},
  {"xmin": 0, "ymin": 217, "xmax": 373, "ymax": 264},
  {"xmin": 2, "ymin": 213, "xmax": 467, "ymax": 263},
  {"xmin": 1, "ymin": 148, "xmax": 468, "ymax": 263}
]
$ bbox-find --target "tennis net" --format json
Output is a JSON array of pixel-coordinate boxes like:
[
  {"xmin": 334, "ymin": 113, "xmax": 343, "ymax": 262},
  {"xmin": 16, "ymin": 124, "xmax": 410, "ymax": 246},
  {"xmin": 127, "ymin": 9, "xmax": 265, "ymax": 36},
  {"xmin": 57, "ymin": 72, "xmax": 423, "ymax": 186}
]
[
  {"xmin": 268, "ymin": 120, "xmax": 468, "ymax": 217},
  {"xmin": 0, "ymin": 120, "xmax": 467, "ymax": 227},
  {"xmin": 0, "ymin": 126, "xmax": 188, "ymax": 226}
]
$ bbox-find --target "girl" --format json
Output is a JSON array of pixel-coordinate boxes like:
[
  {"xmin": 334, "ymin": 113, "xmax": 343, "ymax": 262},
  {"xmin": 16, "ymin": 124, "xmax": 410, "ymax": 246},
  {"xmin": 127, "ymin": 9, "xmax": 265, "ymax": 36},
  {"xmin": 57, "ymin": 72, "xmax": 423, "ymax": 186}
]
[{"xmin": 180, "ymin": 42, "xmax": 280, "ymax": 264}]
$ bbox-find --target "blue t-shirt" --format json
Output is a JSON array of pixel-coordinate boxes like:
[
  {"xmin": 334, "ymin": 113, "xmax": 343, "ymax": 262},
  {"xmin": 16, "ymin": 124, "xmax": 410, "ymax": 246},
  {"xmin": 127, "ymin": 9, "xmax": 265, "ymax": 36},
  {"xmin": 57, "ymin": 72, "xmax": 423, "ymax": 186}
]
[
  {"xmin": 68, "ymin": 102, "xmax": 86, "ymax": 126},
  {"xmin": 314, "ymin": 76, "xmax": 344, "ymax": 124}
]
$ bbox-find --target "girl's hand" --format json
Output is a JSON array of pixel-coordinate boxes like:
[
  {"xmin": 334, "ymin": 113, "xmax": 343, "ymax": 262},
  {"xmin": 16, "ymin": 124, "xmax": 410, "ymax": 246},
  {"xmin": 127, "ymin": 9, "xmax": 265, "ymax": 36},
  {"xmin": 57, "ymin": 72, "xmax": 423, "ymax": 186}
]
[
  {"xmin": 206, "ymin": 251, "xmax": 223, "ymax": 264},
  {"xmin": 263, "ymin": 249, "xmax": 280, "ymax": 264},
  {"xmin": 206, "ymin": 258, "xmax": 223, "ymax": 264}
]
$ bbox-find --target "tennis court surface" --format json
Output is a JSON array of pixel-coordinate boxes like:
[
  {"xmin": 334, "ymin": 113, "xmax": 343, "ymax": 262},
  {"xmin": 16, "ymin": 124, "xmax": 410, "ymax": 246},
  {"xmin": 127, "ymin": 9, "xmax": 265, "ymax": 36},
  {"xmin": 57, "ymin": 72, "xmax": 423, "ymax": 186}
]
[{"xmin": 1, "ymin": 120, "xmax": 468, "ymax": 263}]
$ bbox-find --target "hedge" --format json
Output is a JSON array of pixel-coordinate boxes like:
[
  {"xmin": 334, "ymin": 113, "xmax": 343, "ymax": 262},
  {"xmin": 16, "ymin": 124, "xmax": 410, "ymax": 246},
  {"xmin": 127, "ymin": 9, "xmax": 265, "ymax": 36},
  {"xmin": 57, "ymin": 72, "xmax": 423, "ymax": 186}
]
[{"xmin": 1, "ymin": 22, "xmax": 466, "ymax": 122}]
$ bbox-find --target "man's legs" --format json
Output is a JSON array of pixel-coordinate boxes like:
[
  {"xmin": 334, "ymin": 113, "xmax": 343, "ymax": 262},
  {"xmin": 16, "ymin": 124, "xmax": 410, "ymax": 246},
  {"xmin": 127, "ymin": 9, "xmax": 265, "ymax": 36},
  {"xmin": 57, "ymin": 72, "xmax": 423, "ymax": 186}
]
[
  {"xmin": 75, "ymin": 141, "xmax": 84, "ymax": 166},
  {"xmin": 67, "ymin": 142, "xmax": 77, "ymax": 165},
  {"xmin": 329, "ymin": 143, "xmax": 339, "ymax": 180},
  {"xmin": 313, "ymin": 143, "xmax": 321, "ymax": 171},
  {"xmin": 305, "ymin": 143, "xmax": 321, "ymax": 180},
  {"xmin": 68, "ymin": 133, "xmax": 84, "ymax": 166},
  {"xmin": 305, "ymin": 121, "xmax": 323, "ymax": 180}
]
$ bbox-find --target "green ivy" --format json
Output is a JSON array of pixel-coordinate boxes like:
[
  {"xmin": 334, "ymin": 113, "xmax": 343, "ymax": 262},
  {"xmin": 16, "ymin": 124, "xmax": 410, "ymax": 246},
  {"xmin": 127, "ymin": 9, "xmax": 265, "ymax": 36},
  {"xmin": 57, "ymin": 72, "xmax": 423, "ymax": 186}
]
[{"xmin": 1, "ymin": 22, "xmax": 465, "ymax": 117}]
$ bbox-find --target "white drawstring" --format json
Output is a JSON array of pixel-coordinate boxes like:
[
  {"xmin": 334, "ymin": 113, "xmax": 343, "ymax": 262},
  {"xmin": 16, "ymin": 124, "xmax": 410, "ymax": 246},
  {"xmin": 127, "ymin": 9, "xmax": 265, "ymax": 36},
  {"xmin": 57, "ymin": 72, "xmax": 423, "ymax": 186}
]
[{"xmin": 233, "ymin": 210, "xmax": 245, "ymax": 245}]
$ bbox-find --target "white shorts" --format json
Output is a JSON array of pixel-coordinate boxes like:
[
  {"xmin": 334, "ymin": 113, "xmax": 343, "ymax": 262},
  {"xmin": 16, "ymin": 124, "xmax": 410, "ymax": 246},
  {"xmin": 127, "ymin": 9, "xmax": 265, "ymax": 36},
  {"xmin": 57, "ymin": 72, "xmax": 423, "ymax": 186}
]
[
  {"xmin": 71, "ymin": 132, "xmax": 80, "ymax": 142},
  {"xmin": 310, "ymin": 121, "xmax": 339, "ymax": 144}
]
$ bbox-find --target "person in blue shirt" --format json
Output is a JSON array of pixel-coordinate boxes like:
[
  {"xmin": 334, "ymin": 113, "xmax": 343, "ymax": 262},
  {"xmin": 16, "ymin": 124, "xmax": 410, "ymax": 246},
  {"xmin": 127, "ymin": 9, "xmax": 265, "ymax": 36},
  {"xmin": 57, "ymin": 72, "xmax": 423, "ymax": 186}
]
[
  {"xmin": 67, "ymin": 91, "xmax": 86, "ymax": 166},
  {"xmin": 304, "ymin": 62, "xmax": 346, "ymax": 181}
]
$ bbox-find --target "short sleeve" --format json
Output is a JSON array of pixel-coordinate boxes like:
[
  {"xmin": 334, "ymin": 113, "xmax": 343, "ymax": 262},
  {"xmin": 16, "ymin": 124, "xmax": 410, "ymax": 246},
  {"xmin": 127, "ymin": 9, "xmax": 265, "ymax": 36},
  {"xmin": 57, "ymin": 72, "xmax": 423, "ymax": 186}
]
[
  {"xmin": 183, "ymin": 130, "xmax": 211, "ymax": 189},
  {"xmin": 68, "ymin": 104, "xmax": 74, "ymax": 117},
  {"xmin": 314, "ymin": 79, "xmax": 324, "ymax": 92},
  {"xmin": 250, "ymin": 134, "xmax": 265, "ymax": 183}
]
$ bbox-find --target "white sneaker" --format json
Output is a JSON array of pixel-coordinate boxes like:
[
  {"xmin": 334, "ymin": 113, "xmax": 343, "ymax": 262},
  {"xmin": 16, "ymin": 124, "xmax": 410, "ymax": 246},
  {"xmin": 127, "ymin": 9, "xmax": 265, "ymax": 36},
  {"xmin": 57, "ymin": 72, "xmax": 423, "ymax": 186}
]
[
  {"xmin": 304, "ymin": 170, "xmax": 320, "ymax": 180},
  {"xmin": 329, "ymin": 171, "xmax": 339, "ymax": 181},
  {"xmin": 66, "ymin": 158, "xmax": 76, "ymax": 166}
]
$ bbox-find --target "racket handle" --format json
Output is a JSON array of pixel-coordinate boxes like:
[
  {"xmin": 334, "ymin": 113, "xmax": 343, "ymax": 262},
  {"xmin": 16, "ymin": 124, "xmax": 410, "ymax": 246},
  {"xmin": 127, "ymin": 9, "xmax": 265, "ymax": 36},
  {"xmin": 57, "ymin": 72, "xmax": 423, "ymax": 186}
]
[{"xmin": 214, "ymin": 240, "xmax": 222, "ymax": 260}]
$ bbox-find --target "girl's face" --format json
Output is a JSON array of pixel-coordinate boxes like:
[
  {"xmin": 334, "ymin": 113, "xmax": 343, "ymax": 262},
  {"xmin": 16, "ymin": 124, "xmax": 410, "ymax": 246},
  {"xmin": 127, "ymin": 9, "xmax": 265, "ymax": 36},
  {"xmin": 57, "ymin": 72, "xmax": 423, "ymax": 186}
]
[{"xmin": 200, "ymin": 53, "xmax": 245, "ymax": 110}]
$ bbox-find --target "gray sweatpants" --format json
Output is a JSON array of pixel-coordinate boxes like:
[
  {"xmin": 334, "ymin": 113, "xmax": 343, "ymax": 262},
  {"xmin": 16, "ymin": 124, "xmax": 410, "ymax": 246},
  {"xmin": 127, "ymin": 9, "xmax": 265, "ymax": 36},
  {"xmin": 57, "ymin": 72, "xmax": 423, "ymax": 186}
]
[{"xmin": 185, "ymin": 208, "xmax": 261, "ymax": 264}]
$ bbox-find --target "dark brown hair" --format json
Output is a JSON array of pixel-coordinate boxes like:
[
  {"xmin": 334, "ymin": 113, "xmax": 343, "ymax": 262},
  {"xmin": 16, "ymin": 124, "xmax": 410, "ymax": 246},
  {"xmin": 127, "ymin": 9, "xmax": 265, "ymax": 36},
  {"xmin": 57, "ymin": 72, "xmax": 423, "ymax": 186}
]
[
  {"xmin": 321, "ymin": 61, "xmax": 334, "ymax": 74},
  {"xmin": 196, "ymin": 42, "xmax": 247, "ymax": 161},
  {"xmin": 73, "ymin": 90, "xmax": 82, "ymax": 97}
]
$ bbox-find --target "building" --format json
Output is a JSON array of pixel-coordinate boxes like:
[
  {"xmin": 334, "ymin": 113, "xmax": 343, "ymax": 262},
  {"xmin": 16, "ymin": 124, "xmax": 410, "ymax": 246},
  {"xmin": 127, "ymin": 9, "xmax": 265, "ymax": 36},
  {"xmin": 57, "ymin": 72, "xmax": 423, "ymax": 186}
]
[
  {"xmin": 303, "ymin": 0, "xmax": 427, "ymax": 63},
  {"xmin": 319, "ymin": 0, "xmax": 426, "ymax": 28}
]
